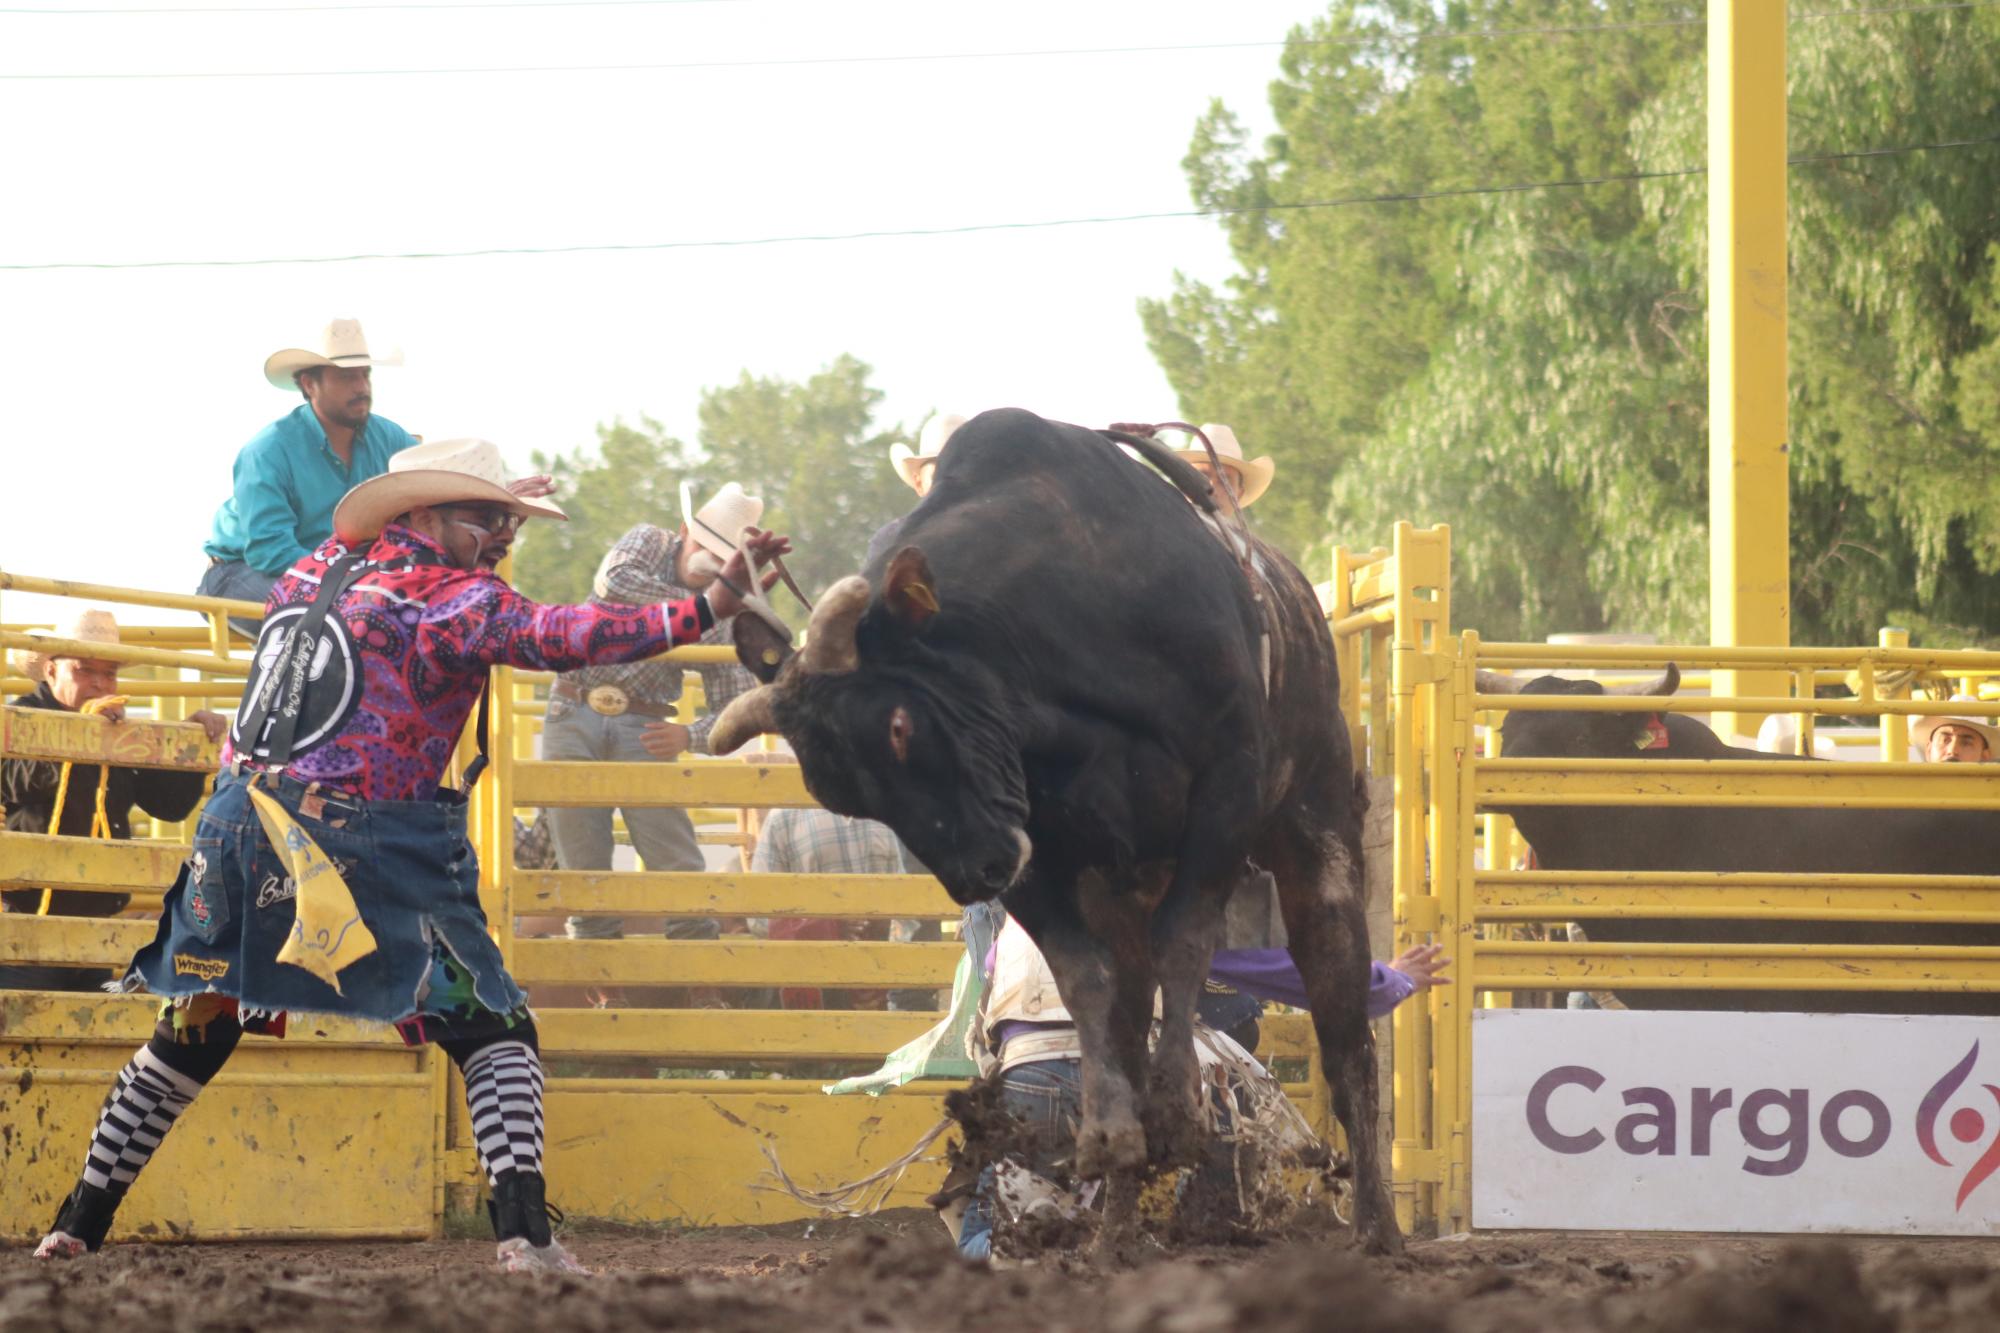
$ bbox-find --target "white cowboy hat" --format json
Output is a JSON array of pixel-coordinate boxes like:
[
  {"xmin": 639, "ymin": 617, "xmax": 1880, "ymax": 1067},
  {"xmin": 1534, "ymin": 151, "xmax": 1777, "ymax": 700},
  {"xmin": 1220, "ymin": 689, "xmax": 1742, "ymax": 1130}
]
[
  {"xmin": 1173, "ymin": 423, "xmax": 1275, "ymax": 509},
  {"xmin": 331, "ymin": 438, "xmax": 566, "ymax": 543},
  {"xmin": 1912, "ymin": 695, "xmax": 2000, "ymax": 756},
  {"xmin": 12, "ymin": 608, "xmax": 120, "ymax": 683},
  {"xmin": 888, "ymin": 412, "xmax": 969, "ymax": 491},
  {"xmin": 264, "ymin": 318, "xmax": 403, "ymax": 392},
  {"xmin": 680, "ymin": 480, "xmax": 767, "ymax": 562}
]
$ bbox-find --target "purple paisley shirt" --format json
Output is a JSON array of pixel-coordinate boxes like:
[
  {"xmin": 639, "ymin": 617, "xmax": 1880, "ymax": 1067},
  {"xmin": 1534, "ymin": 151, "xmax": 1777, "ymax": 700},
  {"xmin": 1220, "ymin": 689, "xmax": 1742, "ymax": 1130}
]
[{"xmin": 222, "ymin": 524, "xmax": 710, "ymax": 802}]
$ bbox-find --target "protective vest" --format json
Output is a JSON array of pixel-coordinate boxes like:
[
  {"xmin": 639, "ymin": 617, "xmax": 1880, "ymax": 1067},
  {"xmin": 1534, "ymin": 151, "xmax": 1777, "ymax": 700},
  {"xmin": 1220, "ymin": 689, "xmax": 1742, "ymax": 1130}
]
[{"xmin": 979, "ymin": 917, "xmax": 1084, "ymax": 1073}]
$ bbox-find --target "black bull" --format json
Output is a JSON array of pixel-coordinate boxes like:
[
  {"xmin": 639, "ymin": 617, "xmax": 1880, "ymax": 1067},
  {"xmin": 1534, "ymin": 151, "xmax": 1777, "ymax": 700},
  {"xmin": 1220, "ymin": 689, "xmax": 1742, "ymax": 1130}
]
[
  {"xmin": 707, "ymin": 408, "xmax": 1399, "ymax": 1253},
  {"xmin": 1486, "ymin": 666, "xmax": 2000, "ymax": 1013}
]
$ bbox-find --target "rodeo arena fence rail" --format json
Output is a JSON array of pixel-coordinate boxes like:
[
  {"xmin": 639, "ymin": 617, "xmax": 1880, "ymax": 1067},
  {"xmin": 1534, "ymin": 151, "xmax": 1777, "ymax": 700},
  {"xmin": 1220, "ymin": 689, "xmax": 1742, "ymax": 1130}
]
[{"xmin": 5, "ymin": 537, "xmax": 1997, "ymax": 1243}]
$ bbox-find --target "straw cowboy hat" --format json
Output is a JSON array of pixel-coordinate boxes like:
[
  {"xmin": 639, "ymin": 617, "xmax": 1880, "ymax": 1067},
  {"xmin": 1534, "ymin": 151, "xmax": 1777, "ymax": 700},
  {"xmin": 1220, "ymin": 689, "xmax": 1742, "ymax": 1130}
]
[
  {"xmin": 680, "ymin": 480, "xmax": 767, "ymax": 562},
  {"xmin": 888, "ymin": 412, "xmax": 969, "ymax": 491},
  {"xmin": 11, "ymin": 608, "xmax": 121, "ymax": 683},
  {"xmin": 1913, "ymin": 695, "xmax": 2000, "ymax": 755},
  {"xmin": 1175, "ymin": 423, "xmax": 1274, "ymax": 509},
  {"xmin": 331, "ymin": 438, "xmax": 567, "ymax": 543},
  {"xmin": 264, "ymin": 318, "xmax": 403, "ymax": 392}
]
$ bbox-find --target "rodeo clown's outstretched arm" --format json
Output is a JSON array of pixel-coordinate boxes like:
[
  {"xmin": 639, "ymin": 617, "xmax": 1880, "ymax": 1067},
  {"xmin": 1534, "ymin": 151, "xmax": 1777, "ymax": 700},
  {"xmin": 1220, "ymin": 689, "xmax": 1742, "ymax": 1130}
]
[{"xmin": 34, "ymin": 440, "xmax": 787, "ymax": 1275}]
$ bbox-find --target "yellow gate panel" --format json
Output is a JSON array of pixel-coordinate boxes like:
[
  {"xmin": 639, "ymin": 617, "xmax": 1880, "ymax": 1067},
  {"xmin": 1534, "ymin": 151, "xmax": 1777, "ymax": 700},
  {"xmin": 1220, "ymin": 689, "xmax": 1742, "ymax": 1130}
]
[
  {"xmin": 1, "ymin": 992, "xmax": 440, "ymax": 1242},
  {"xmin": 0, "ymin": 833, "xmax": 188, "ymax": 893},
  {"xmin": 543, "ymin": 1080, "xmax": 950, "ymax": 1227},
  {"xmin": 513, "ymin": 939, "xmax": 963, "ymax": 987}
]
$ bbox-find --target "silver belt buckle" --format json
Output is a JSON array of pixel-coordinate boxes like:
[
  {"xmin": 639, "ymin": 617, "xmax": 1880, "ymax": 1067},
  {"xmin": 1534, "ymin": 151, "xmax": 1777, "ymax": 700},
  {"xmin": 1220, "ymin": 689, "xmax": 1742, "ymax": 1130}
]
[{"xmin": 586, "ymin": 684, "xmax": 630, "ymax": 717}]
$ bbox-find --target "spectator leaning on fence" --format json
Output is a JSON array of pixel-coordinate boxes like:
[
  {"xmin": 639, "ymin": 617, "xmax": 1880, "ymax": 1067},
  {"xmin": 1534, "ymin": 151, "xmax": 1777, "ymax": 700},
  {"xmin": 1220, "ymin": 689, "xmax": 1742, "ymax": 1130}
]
[
  {"xmin": 1915, "ymin": 697, "xmax": 1999, "ymax": 764},
  {"xmin": 544, "ymin": 483, "xmax": 765, "ymax": 992},
  {"xmin": 32, "ymin": 438, "xmax": 791, "ymax": 1274},
  {"xmin": 0, "ymin": 611, "xmax": 228, "ymax": 993}
]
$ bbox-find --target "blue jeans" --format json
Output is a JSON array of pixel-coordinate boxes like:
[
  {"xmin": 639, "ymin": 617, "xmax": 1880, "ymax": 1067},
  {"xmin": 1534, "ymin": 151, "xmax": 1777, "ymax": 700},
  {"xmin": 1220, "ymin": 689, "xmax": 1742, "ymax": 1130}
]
[
  {"xmin": 195, "ymin": 560, "xmax": 276, "ymax": 637},
  {"xmin": 130, "ymin": 770, "xmax": 527, "ymax": 1025},
  {"xmin": 957, "ymin": 1058, "xmax": 1084, "ymax": 1260}
]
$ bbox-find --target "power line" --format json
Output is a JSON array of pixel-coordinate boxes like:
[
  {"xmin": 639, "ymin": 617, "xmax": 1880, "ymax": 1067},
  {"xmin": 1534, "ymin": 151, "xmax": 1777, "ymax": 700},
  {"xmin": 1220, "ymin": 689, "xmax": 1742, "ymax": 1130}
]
[
  {"xmin": 7, "ymin": 2, "xmax": 1995, "ymax": 79},
  {"xmin": 0, "ymin": 0, "xmax": 740, "ymax": 12},
  {"xmin": 0, "ymin": 40, "xmax": 1388, "ymax": 80},
  {"xmin": 5, "ymin": 132, "xmax": 1993, "ymax": 274},
  {"xmin": 0, "ymin": 25, "xmax": 1715, "ymax": 82},
  {"xmin": 5, "ymin": 0, "xmax": 1992, "ymax": 17}
]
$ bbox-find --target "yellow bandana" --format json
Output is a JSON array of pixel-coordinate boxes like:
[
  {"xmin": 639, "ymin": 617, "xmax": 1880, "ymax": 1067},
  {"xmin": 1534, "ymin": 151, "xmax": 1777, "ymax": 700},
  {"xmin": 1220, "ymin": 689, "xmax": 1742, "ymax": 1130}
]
[{"xmin": 245, "ymin": 784, "xmax": 379, "ymax": 993}]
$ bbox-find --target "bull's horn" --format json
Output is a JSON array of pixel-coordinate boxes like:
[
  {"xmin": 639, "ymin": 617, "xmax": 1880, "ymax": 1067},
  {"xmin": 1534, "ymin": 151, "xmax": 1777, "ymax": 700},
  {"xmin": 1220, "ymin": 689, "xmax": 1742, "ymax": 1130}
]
[
  {"xmin": 801, "ymin": 575, "xmax": 871, "ymax": 675},
  {"xmin": 708, "ymin": 686, "xmax": 782, "ymax": 756},
  {"xmin": 1475, "ymin": 670, "xmax": 1529, "ymax": 695},
  {"xmin": 1606, "ymin": 662, "xmax": 1681, "ymax": 697}
]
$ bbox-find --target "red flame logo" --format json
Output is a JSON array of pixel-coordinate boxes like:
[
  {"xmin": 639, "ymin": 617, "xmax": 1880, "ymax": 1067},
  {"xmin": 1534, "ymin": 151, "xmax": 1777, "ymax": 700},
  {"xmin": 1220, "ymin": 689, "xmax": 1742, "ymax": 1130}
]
[{"xmin": 1916, "ymin": 1041, "xmax": 2000, "ymax": 1210}]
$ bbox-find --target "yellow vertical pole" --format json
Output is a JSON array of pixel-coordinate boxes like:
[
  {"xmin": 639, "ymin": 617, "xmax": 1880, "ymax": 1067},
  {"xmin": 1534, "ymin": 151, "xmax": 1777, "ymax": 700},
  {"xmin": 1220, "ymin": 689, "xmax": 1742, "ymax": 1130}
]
[
  {"xmin": 1879, "ymin": 627, "xmax": 1912, "ymax": 761},
  {"xmin": 1708, "ymin": 0, "xmax": 1789, "ymax": 740}
]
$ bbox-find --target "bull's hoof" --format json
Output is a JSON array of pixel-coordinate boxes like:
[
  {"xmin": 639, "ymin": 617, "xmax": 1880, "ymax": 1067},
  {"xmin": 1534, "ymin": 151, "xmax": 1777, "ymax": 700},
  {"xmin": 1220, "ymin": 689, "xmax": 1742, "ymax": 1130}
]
[
  {"xmin": 1354, "ymin": 1205, "xmax": 1404, "ymax": 1257},
  {"xmin": 1140, "ymin": 1097, "xmax": 1208, "ymax": 1170},
  {"xmin": 1074, "ymin": 1115, "xmax": 1147, "ymax": 1180}
]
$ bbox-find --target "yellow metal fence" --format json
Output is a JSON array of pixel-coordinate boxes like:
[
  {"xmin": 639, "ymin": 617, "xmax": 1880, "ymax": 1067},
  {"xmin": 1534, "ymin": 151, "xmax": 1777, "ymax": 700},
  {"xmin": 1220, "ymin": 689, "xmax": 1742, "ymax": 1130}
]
[
  {"xmin": 1401, "ymin": 634, "xmax": 2000, "ymax": 1235},
  {"xmin": 1, "ymin": 565, "xmax": 1327, "ymax": 1239}
]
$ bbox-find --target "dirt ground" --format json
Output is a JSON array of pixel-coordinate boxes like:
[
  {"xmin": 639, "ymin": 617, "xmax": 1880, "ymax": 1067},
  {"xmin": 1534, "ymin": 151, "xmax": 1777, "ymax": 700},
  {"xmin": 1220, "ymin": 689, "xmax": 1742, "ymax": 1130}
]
[{"xmin": 4, "ymin": 1210, "xmax": 1999, "ymax": 1332}]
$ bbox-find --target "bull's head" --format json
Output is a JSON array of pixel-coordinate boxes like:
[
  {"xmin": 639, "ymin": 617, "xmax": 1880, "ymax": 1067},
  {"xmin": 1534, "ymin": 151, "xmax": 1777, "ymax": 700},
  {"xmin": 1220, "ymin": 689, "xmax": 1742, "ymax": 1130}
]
[
  {"xmin": 709, "ymin": 547, "xmax": 1033, "ymax": 904},
  {"xmin": 1478, "ymin": 664, "xmax": 1682, "ymax": 758}
]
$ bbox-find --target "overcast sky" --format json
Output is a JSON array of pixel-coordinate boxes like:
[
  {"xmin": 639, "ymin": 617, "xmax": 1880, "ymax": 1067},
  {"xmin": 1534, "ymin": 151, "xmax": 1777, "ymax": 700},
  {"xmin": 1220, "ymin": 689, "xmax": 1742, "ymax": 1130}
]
[{"xmin": 0, "ymin": 0, "xmax": 1325, "ymax": 627}]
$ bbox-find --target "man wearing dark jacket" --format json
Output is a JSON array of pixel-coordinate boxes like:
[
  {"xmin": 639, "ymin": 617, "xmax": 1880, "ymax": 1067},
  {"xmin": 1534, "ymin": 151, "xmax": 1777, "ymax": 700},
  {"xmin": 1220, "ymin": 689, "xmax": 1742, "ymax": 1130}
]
[{"xmin": 2, "ymin": 610, "xmax": 227, "ymax": 989}]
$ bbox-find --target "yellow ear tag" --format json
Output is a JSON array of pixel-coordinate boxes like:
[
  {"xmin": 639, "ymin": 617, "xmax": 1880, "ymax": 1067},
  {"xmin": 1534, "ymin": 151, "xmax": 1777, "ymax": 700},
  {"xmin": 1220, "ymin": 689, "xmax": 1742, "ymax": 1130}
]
[
  {"xmin": 762, "ymin": 648, "xmax": 783, "ymax": 667},
  {"xmin": 246, "ymin": 785, "xmax": 378, "ymax": 994},
  {"xmin": 905, "ymin": 583, "xmax": 940, "ymax": 614}
]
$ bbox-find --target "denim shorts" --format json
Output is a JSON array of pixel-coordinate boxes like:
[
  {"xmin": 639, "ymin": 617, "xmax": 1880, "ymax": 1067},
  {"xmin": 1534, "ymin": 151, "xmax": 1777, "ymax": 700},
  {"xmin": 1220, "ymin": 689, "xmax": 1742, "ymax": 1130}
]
[{"xmin": 127, "ymin": 770, "xmax": 527, "ymax": 1028}]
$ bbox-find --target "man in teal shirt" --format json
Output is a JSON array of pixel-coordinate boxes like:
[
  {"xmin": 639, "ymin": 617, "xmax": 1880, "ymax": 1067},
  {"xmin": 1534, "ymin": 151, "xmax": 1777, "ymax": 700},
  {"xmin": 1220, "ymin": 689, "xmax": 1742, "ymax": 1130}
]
[{"xmin": 199, "ymin": 319, "xmax": 418, "ymax": 608}]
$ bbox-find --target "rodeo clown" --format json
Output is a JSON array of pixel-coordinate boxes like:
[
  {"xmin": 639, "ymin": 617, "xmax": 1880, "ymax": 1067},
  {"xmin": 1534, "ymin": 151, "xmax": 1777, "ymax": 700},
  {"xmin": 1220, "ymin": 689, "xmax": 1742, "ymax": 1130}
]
[{"xmin": 34, "ymin": 439, "xmax": 790, "ymax": 1273}]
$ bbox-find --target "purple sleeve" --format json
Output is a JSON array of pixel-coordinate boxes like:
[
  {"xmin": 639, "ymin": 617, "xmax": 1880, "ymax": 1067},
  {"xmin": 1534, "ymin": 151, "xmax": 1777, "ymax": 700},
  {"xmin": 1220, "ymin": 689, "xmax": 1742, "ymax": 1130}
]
[
  {"xmin": 426, "ymin": 574, "xmax": 708, "ymax": 673},
  {"xmin": 1208, "ymin": 949, "xmax": 1418, "ymax": 1020}
]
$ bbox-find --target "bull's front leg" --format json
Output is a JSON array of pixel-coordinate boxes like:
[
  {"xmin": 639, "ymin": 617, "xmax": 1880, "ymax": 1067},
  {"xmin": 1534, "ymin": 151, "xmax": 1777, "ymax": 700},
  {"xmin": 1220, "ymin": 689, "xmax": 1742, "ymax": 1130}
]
[{"xmin": 1013, "ymin": 881, "xmax": 1153, "ymax": 1182}]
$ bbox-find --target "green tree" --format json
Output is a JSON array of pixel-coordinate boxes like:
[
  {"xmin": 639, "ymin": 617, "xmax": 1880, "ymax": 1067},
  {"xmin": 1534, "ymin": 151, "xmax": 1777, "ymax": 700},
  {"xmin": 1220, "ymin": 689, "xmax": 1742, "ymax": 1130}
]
[
  {"xmin": 1149, "ymin": 1, "xmax": 2000, "ymax": 646},
  {"xmin": 513, "ymin": 356, "xmax": 916, "ymax": 621},
  {"xmin": 514, "ymin": 417, "xmax": 693, "ymax": 605},
  {"xmin": 1142, "ymin": 0, "xmax": 1702, "ymax": 565},
  {"xmin": 685, "ymin": 354, "xmax": 917, "ymax": 620}
]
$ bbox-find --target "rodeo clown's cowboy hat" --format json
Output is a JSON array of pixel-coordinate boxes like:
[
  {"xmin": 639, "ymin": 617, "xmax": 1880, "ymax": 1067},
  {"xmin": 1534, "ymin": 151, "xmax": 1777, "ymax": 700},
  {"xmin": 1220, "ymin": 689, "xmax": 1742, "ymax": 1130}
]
[
  {"xmin": 1912, "ymin": 695, "xmax": 2000, "ymax": 755},
  {"xmin": 1173, "ymin": 423, "xmax": 1274, "ymax": 509},
  {"xmin": 332, "ymin": 438, "xmax": 567, "ymax": 543},
  {"xmin": 9, "ymin": 608, "xmax": 121, "ymax": 684},
  {"xmin": 888, "ymin": 412, "xmax": 969, "ymax": 491},
  {"xmin": 263, "ymin": 318, "xmax": 403, "ymax": 392}
]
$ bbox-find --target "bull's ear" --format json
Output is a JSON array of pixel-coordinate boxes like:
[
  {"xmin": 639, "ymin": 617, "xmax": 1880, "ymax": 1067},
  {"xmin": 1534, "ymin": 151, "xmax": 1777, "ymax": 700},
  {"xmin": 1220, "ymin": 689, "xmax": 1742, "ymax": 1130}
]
[
  {"xmin": 884, "ymin": 546, "xmax": 941, "ymax": 631},
  {"xmin": 732, "ymin": 610, "xmax": 794, "ymax": 685}
]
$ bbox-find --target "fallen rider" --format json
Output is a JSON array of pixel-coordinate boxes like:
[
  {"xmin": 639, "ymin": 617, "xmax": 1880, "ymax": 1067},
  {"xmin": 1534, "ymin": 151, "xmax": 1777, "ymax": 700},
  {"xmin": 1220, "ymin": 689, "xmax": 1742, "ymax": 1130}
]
[
  {"xmin": 33, "ymin": 439, "xmax": 791, "ymax": 1273},
  {"xmin": 946, "ymin": 916, "xmax": 1449, "ymax": 1259}
]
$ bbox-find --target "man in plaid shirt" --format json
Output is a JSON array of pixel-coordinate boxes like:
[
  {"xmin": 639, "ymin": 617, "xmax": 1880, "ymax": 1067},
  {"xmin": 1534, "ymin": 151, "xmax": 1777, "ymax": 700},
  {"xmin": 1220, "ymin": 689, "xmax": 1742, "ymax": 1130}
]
[
  {"xmin": 752, "ymin": 799, "xmax": 905, "ymax": 1011},
  {"xmin": 545, "ymin": 485, "xmax": 761, "ymax": 962}
]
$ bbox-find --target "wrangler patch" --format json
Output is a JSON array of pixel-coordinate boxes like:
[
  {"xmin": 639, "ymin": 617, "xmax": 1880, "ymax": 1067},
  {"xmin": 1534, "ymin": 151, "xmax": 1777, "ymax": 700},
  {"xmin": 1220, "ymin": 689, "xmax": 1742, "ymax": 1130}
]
[{"xmin": 172, "ymin": 954, "xmax": 229, "ymax": 981}]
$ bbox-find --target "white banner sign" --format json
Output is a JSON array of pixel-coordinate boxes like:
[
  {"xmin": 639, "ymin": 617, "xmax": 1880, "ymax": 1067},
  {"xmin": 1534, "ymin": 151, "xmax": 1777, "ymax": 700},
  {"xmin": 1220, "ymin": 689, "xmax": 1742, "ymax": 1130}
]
[{"xmin": 1472, "ymin": 1010, "xmax": 2000, "ymax": 1235}]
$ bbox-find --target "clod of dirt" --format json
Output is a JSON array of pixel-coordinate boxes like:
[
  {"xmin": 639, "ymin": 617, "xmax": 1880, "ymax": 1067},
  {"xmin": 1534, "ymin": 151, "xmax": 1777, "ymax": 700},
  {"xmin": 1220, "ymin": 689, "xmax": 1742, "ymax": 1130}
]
[
  {"xmin": 1611, "ymin": 1242, "xmax": 1890, "ymax": 1333},
  {"xmin": 1103, "ymin": 1245, "xmax": 1427, "ymax": 1333}
]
